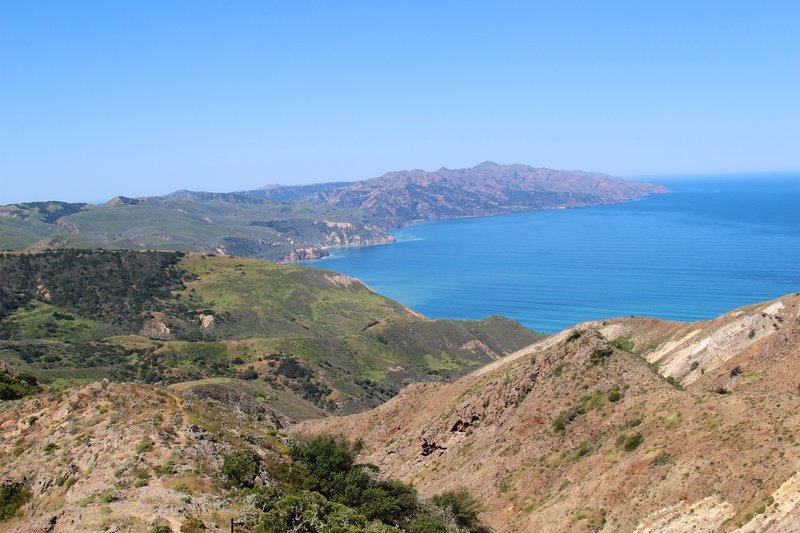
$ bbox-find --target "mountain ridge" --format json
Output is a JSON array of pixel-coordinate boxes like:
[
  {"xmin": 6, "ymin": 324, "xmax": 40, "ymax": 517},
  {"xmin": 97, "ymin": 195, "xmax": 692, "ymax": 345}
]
[{"xmin": 0, "ymin": 163, "xmax": 668, "ymax": 261}]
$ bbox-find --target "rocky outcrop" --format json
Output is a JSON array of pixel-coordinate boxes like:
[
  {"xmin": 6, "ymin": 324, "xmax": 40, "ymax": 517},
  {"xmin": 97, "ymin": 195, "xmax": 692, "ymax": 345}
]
[{"xmin": 282, "ymin": 246, "xmax": 328, "ymax": 262}]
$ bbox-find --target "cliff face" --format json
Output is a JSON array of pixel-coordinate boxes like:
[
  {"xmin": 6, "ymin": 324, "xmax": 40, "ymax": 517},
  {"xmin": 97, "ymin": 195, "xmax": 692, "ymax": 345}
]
[
  {"xmin": 281, "ymin": 220, "xmax": 395, "ymax": 262},
  {"xmin": 295, "ymin": 293, "xmax": 800, "ymax": 532},
  {"xmin": 263, "ymin": 162, "xmax": 670, "ymax": 225}
]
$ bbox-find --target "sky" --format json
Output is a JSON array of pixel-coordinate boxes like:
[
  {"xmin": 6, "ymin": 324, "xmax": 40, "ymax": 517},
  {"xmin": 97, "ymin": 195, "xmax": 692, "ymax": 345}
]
[{"xmin": 1, "ymin": 1, "xmax": 799, "ymax": 203}]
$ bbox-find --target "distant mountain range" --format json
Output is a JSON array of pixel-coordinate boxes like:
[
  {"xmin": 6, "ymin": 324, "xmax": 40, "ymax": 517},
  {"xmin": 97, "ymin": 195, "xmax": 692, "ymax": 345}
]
[
  {"xmin": 0, "ymin": 163, "xmax": 668, "ymax": 261},
  {"xmin": 254, "ymin": 161, "xmax": 669, "ymax": 225}
]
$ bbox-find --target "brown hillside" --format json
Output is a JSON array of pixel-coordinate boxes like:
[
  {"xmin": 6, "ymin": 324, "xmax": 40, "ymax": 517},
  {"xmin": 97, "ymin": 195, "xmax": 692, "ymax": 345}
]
[
  {"xmin": 0, "ymin": 381, "xmax": 292, "ymax": 532},
  {"xmin": 295, "ymin": 294, "xmax": 800, "ymax": 532}
]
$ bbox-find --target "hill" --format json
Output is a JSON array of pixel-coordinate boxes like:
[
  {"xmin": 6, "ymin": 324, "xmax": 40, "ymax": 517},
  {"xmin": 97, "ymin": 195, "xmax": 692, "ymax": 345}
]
[
  {"xmin": 0, "ymin": 163, "xmax": 667, "ymax": 261},
  {"xmin": 0, "ymin": 198, "xmax": 391, "ymax": 262},
  {"xmin": 296, "ymin": 293, "xmax": 800, "ymax": 531},
  {"xmin": 256, "ymin": 162, "xmax": 669, "ymax": 226},
  {"xmin": 0, "ymin": 381, "xmax": 484, "ymax": 532},
  {"xmin": 0, "ymin": 250, "xmax": 541, "ymax": 414}
]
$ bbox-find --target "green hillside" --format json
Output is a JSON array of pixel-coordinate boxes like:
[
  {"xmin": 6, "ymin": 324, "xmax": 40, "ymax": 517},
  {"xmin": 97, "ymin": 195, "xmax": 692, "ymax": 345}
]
[
  {"xmin": 0, "ymin": 197, "xmax": 391, "ymax": 262},
  {"xmin": 0, "ymin": 250, "xmax": 542, "ymax": 413}
]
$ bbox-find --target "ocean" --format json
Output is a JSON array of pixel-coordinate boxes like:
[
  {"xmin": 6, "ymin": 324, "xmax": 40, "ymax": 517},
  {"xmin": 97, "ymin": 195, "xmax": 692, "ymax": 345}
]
[{"xmin": 312, "ymin": 175, "xmax": 800, "ymax": 333}]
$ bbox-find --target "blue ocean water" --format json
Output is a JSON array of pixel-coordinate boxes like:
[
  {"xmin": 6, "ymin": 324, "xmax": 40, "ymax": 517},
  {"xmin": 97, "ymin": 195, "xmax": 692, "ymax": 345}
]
[{"xmin": 313, "ymin": 175, "xmax": 800, "ymax": 333}]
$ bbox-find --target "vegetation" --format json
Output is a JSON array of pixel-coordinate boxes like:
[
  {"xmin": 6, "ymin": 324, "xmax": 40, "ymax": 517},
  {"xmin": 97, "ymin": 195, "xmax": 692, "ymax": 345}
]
[
  {"xmin": 432, "ymin": 489, "xmax": 485, "ymax": 531},
  {"xmin": 0, "ymin": 249, "xmax": 186, "ymax": 331},
  {"xmin": 0, "ymin": 368, "xmax": 41, "ymax": 400},
  {"xmin": 618, "ymin": 433, "xmax": 644, "ymax": 451},
  {"xmin": 224, "ymin": 435, "xmax": 488, "ymax": 532},
  {"xmin": 0, "ymin": 194, "xmax": 390, "ymax": 262},
  {"xmin": 589, "ymin": 345, "xmax": 614, "ymax": 366},
  {"xmin": 0, "ymin": 250, "xmax": 540, "ymax": 413},
  {"xmin": 221, "ymin": 450, "xmax": 263, "ymax": 489},
  {"xmin": 611, "ymin": 336, "xmax": 635, "ymax": 352},
  {"xmin": 553, "ymin": 390, "xmax": 610, "ymax": 433},
  {"xmin": 0, "ymin": 481, "xmax": 31, "ymax": 522}
]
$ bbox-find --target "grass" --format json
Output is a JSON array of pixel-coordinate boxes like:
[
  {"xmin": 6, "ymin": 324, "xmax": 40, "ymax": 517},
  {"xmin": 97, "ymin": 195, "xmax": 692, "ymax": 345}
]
[{"xmin": 8, "ymin": 301, "xmax": 105, "ymax": 343}]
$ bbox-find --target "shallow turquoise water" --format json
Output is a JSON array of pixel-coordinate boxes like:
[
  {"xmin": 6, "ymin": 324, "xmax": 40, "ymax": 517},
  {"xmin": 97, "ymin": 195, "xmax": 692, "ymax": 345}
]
[{"xmin": 312, "ymin": 175, "xmax": 800, "ymax": 333}]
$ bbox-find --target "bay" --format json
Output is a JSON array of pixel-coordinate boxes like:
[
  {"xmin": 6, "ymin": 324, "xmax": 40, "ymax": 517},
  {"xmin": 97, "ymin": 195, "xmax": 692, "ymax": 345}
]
[{"xmin": 312, "ymin": 175, "xmax": 800, "ymax": 333}]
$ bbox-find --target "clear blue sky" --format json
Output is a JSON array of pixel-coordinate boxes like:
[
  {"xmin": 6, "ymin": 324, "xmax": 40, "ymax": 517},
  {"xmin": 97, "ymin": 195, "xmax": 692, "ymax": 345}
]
[{"xmin": 2, "ymin": 1, "xmax": 798, "ymax": 203}]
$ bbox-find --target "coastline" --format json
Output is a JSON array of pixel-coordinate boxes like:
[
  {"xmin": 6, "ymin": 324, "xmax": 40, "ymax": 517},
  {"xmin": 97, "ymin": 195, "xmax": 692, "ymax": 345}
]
[{"xmin": 305, "ymin": 192, "xmax": 669, "ymax": 263}]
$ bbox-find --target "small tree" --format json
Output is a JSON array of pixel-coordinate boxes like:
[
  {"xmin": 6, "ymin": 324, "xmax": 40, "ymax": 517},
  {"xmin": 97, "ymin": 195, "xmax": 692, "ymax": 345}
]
[{"xmin": 220, "ymin": 449, "xmax": 262, "ymax": 488}]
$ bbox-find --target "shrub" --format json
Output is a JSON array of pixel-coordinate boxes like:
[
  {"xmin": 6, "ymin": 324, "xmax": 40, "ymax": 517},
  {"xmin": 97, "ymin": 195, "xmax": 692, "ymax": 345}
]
[
  {"xmin": 405, "ymin": 512, "xmax": 449, "ymax": 532},
  {"xmin": 289, "ymin": 435, "xmax": 361, "ymax": 497},
  {"xmin": 150, "ymin": 523, "xmax": 172, "ymax": 533},
  {"xmin": 255, "ymin": 490, "xmax": 368, "ymax": 533},
  {"xmin": 432, "ymin": 488, "xmax": 485, "ymax": 531},
  {"xmin": 158, "ymin": 461, "xmax": 175, "ymax": 477},
  {"xmin": 0, "ymin": 482, "xmax": 31, "ymax": 522},
  {"xmin": 241, "ymin": 366, "xmax": 258, "ymax": 380},
  {"xmin": 608, "ymin": 389, "xmax": 622, "ymax": 402},
  {"xmin": 618, "ymin": 433, "xmax": 644, "ymax": 452},
  {"xmin": 250, "ymin": 435, "xmax": 453, "ymax": 530},
  {"xmin": 730, "ymin": 366, "xmax": 743, "ymax": 377},
  {"xmin": 650, "ymin": 452, "xmax": 671, "ymax": 466},
  {"xmin": 611, "ymin": 337, "xmax": 634, "ymax": 352},
  {"xmin": 136, "ymin": 440, "xmax": 154, "ymax": 454},
  {"xmin": 359, "ymin": 479, "xmax": 419, "ymax": 525},
  {"xmin": 220, "ymin": 450, "xmax": 262, "ymax": 488},
  {"xmin": 589, "ymin": 346, "xmax": 614, "ymax": 366},
  {"xmin": 180, "ymin": 517, "xmax": 206, "ymax": 532},
  {"xmin": 43, "ymin": 442, "xmax": 57, "ymax": 455},
  {"xmin": 566, "ymin": 330, "xmax": 583, "ymax": 343}
]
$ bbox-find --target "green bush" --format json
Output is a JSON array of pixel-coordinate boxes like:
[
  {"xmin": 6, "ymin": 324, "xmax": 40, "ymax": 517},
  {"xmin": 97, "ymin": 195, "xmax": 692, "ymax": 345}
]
[
  {"xmin": 284, "ymin": 435, "xmax": 450, "ymax": 530},
  {"xmin": 136, "ymin": 440, "xmax": 154, "ymax": 454},
  {"xmin": 404, "ymin": 512, "xmax": 449, "ymax": 533},
  {"xmin": 0, "ymin": 482, "xmax": 31, "ymax": 522},
  {"xmin": 220, "ymin": 449, "xmax": 262, "ymax": 489},
  {"xmin": 158, "ymin": 461, "xmax": 175, "ymax": 477},
  {"xmin": 589, "ymin": 346, "xmax": 614, "ymax": 365},
  {"xmin": 618, "ymin": 433, "xmax": 644, "ymax": 452},
  {"xmin": 432, "ymin": 488, "xmax": 485, "ymax": 531},
  {"xmin": 611, "ymin": 337, "xmax": 634, "ymax": 352},
  {"xmin": 289, "ymin": 435, "xmax": 361, "ymax": 497},
  {"xmin": 255, "ymin": 490, "xmax": 369, "ymax": 533}
]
